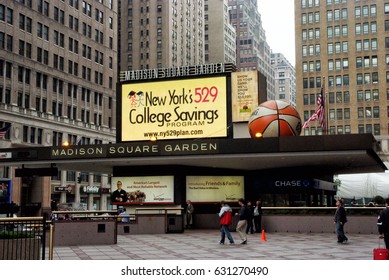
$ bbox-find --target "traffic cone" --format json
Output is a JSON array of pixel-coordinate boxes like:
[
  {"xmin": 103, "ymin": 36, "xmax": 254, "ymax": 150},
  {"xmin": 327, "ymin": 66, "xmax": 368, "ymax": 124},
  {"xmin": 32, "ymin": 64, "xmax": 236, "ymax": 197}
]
[{"xmin": 261, "ymin": 229, "xmax": 267, "ymax": 242}]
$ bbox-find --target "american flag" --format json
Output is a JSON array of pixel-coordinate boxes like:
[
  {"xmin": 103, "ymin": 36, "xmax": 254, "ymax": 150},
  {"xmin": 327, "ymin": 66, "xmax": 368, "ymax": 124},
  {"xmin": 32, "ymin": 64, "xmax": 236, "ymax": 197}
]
[
  {"xmin": 302, "ymin": 90, "xmax": 325, "ymax": 130},
  {"xmin": 75, "ymin": 135, "xmax": 82, "ymax": 145},
  {"xmin": 0, "ymin": 124, "xmax": 11, "ymax": 139}
]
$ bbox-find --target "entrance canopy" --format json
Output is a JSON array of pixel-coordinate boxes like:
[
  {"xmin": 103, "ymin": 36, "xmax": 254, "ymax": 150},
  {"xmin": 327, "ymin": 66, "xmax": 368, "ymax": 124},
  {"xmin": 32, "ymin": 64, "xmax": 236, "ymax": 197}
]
[{"xmin": 0, "ymin": 134, "xmax": 386, "ymax": 178}]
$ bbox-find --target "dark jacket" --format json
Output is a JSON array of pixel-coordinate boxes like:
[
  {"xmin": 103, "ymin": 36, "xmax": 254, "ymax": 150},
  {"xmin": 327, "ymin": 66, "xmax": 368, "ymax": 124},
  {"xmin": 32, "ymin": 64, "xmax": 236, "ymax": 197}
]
[
  {"xmin": 246, "ymin": 204, "xmax": 254, "ymax": 219},
  {"xmin": 377, "ymin": 206, "xmax": 389, "ymax": 234},
  {"xmin": 238, "ymin": 205, "xmax": 248, "ymax": 220},
  {"xmin": 334, "ymin": 205, "xmax": 347, "ymax": 224}
]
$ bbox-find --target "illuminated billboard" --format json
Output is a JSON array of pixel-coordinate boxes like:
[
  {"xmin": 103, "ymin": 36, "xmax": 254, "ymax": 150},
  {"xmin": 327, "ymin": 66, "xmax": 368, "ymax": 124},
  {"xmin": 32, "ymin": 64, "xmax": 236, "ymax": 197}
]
[
  {"xmin": 231, "ymin": 70, "xmax": 267, "ymax": 122},
  {"xmin": 186, "ymin": 176, "xmax": 244, "ymax": 203},
  {"xmin": 120, "ymin": 76, "xmax": 228, "ymax": 141},
  {"xmin": 231, "ymin": 71, "xmax": 262, "ymax": 122},
  {"xmin": 111, "ymin": 176, "xmax": 174, "ymax": 205}
]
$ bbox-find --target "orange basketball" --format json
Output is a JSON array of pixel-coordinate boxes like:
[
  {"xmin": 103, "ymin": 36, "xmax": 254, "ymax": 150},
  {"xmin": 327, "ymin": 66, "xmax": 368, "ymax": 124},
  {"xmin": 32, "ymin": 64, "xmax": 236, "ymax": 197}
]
[{"xmin": 248, "ymin": 100, "xmax": 302, "ymax": 138}]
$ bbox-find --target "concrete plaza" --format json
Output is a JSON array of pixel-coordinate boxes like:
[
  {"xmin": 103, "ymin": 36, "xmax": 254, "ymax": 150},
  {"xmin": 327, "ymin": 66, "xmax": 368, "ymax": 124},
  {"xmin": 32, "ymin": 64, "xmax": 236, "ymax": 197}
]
[{"xmin": 48, "ymin": 229, "xmax": 383, "ymax": 260}]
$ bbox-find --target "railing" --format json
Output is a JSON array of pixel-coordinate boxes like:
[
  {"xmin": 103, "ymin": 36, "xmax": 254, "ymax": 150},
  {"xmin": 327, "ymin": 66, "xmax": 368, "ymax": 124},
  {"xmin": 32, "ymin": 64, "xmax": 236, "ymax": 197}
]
[
  {"xmin": 51, "ymin": 210, "xmax": 119, "ymax": 220},
  {"xmin": 260, "ymin": 206, "xmax": 384, "ymax": 215},
  {"xmin": 0, "ymin": 216, "xmax": 47, "ymax": 260}
]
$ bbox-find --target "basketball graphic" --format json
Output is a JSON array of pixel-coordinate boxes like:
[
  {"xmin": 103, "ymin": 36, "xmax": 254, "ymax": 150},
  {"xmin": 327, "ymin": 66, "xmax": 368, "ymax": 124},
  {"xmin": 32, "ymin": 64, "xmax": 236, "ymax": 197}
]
[{"xmin": 248, "ymin": 100, "xmax": 302, "ymax": 138}]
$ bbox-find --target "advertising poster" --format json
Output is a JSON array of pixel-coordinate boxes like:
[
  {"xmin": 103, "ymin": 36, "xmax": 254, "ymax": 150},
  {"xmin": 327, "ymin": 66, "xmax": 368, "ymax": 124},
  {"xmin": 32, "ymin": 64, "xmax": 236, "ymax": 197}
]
[
  {"xmin": 111, "ymin": 176, "xmax": 174, "ymax": 204},
  {"xmin": 186, "ymin": 176, "xmax": 244, "ymax": 203},
  {"xmin": 231, "ymin": 71, "xmax": 259, "ymax": 122},
  {"xmin": 121, "ymin": 76, "xmax": 227, "ymax": 141}
]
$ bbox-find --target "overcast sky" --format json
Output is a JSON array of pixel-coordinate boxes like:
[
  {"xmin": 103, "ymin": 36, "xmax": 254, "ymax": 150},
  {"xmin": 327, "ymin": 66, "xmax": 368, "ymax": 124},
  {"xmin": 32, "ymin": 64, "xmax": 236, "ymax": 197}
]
[{"xmin": 257, "ymin": 0, "xmax": 296, "ymax": 66}]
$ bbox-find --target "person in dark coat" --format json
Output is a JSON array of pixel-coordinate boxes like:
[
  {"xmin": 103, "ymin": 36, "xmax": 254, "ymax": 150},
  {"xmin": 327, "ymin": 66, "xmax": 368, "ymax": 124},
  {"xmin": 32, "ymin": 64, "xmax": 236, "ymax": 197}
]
[
  {"xmin": 377, "ymin": 198, "xmax": 389, "ymax": 249},
  {"xmin": 245, "ymin": 200, "xmax": 254, "ymax": 234},
  {"xmin": 254, "ymin": 199, "xmax": 262, "ymax": 233},
  {"xmin": 334, "ymin": 199, "xmax": 348, "ymax": 243},
  {"xmin": 236, "ymin": 198, "xmax": 248, "ymax": 244},
  {"xmin": 185, "ymin": 200, "xmax": 194, "ymax": 229}
]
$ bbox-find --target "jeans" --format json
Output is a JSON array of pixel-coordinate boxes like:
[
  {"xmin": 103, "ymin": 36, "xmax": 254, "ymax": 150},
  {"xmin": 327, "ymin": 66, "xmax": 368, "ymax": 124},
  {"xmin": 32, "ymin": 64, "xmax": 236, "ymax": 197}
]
[
  {"xmin": 335, "ymin": 222, "xmax": 347, "ymax": 242},
  {"xmin": 220, "ymin": 225, "xmax": 234, "ymax": 243}
]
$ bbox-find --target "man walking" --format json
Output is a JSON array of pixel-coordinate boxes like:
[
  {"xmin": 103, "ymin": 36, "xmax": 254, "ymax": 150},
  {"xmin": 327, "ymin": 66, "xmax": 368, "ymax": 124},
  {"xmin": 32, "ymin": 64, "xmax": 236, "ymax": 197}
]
[
  {"xmin": 218, "ymin": 201, "xmax": 234, "ymax": 245},
  {"xmin": 377, "ymin": 198, "xmax": 389, "ymax": 249},
  {"xmin": 334, "ymin": 199, "xmax": 348, "ymax": 243},
  {"xmin": 236, "ymin": 198, "xmax": 248, "ymax": 244}
]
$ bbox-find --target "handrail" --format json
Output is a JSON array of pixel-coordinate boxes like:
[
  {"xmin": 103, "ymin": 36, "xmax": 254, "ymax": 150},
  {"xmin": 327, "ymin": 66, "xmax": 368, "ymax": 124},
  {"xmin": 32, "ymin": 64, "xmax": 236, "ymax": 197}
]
[
  {"xmin": 261, "ymin": 206, "xmax": 383, "ymax": 210},
  {"xmin": 52, "ymin": 210, "xmax": 118, "ymax": 215},
  {"xmin": 0, "ymin": 217, "xmax": 44, "ymax": 222},
  {"xmin": 135, "ymin": 207, "xmax": 184, "ymax": 214}
]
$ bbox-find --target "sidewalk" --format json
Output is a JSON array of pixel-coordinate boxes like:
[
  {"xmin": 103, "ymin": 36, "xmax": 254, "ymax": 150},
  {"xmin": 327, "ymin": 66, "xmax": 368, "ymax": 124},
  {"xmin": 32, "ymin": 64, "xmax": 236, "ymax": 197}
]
[{"xmin": 48, "ymin": 230, "xmax": 381, "ymax": 260}]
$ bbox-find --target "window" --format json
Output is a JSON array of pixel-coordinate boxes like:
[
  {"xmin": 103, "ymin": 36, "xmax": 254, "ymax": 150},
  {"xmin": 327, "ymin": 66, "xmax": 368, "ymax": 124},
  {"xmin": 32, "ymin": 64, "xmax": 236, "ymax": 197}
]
[
  {"xmin": 355, "ymin": 23, "xmax": 361, "ymax": 35},
  {"xmin": 327, "ymin": 10, "xmax": 333, "ymax": 21},
  {"xmin": 336, "ymin": 109, "xmax": 343, "ymax": 120},
  {"xmin": 6, "ymin": 7, "xmax": 13, "ymax": 25},
  {"xmin": 363, "ymin": 40, "xmax": 369, "ymax": 51},
  {"xmin": 342, "ymin": 25, "xmax": 348, "ymax": 37},
  {"xmin": 363, "ymin": 22, "xmax": 369, "ymax": 34},
  {"xmin": 357, "ymin": 107, "xmax": 364, "ymax": 119},
  {"xmin": 364, "ymin": 73, "xmax": 371, "ymax": 84},
  {"xmin": 355, "ymin": 7, "xmax": 361, "ymax": 18},
  {"xmin": 373, "ymin": 106, "xmax": 379, "ymax": 118},
  {"xmin": 362, "ymin": 5, "xmax": 369, "ymax": 17},
  {"xmin": 327, "ymin": 26, "xmax": 333, "ymax": 38},
  {"xmin": 373, "ymin": 89, "xmax": 379, "ymax": 101},
  {"xmin": 342, "ymin": 41, "xmax": 348, "ymax": 53},
  {"xmin": 343, "ymin": 75, "xmax": 349, "ymax": 85},
  {"xmin": 356, "ymin": 40, "xmax": 362, "ymax": 52},
  {"xmin": 357, "ymin": 74, "xmax": 363, "ymax": 85},
  {"xmin": 344, "ymin": 92, "xmax": 350, "ymax": 103},
  {"xmin": 372, "ymin": 72, "xmax": 378, "ymax": 84},
  {"xmin": 327, "ymin": 43, "xmax": 333, "ymax": 54},
  {"xmin": 357, "ymin": 90, "xmax": 363, "ymax": 102},
  {"xmin": 344, "ymin": 108, "xmax": 350, "ymax": 120}
]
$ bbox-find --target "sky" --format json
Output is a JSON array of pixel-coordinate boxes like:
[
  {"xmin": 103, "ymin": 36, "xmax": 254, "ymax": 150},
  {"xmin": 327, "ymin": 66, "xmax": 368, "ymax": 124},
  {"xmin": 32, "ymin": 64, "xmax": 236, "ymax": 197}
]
[{"xmin": 257, "ymin": 0, "xmax": 296, "ymax": 66}]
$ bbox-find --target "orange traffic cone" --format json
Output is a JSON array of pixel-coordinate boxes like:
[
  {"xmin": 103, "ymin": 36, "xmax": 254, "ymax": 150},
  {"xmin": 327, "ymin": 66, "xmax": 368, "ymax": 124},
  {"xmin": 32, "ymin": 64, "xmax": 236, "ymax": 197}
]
[{"xmin": 261, "ymin": 229, "xmax": 267, "ymax": 242}]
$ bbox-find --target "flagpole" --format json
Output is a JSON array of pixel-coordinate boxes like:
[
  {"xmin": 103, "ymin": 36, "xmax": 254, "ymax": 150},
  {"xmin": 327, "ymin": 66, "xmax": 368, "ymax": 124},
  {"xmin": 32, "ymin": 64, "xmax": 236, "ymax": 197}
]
[{"xmin": 322, "ymin": 76, "xmax": 328, "ymax": 135}]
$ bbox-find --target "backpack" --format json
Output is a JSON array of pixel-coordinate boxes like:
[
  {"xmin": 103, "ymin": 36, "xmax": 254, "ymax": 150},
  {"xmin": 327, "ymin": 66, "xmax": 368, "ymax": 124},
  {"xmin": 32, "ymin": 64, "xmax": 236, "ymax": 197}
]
[{"xmin": 220, "ymin": 211, "xmax": 233, "ymax": 225}]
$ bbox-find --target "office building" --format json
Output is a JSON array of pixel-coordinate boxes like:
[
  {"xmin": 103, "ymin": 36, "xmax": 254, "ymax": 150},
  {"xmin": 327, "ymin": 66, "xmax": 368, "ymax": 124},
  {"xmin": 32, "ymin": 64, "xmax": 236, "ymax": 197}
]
[
  {"xmin": 295, "ymin": 0, "xmax": 389, "ymax": 136},
  {"xmin": 271, "ymin": 53, "xmax": 297, "ymax": 107},
  {"xmin": 120, "ymin": 0, "xmax": 205, "ymax": 70},
  {"xmin": 204, "ymin": 0, "xmax": 236, "ymax": 64},
  {"xmin": 228, "ymin": 0, "xmax": 275, "ymax": 101},
  {"xmin": 0, "ymin": 0, "xmax": 118, "ymax": 213}
]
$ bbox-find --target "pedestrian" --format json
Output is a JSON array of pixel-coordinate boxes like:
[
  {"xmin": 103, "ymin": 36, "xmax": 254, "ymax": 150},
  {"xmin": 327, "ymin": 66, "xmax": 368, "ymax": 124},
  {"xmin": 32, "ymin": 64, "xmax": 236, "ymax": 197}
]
[
  {"xmin": 218, "ymin": 201, "xmax": 234, "ymax": 245},
  {"xmin": 334, "ymin": 199, "xmax": 348, "ymax": 243},
  {"xmin": 236, "ymin": 198, "xmax": 248, "ymax": 244},
  {"xmin": 245, "ymin": 200, "xmax": 254, "ymax": 234},
  {"xmin": 254, "ymin": 199, "xmax": 262, "ymax": 233},
  {"xmin": 185, "ymin": 200, "xmax": 194, "ymax": 229},
  {"xmin": 377, "ymin": 198, "xmax": 389, "ymax": 249},
  {"xmin": 119, "ymin": 208, "xmax": 129, "ymax": 223}
]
